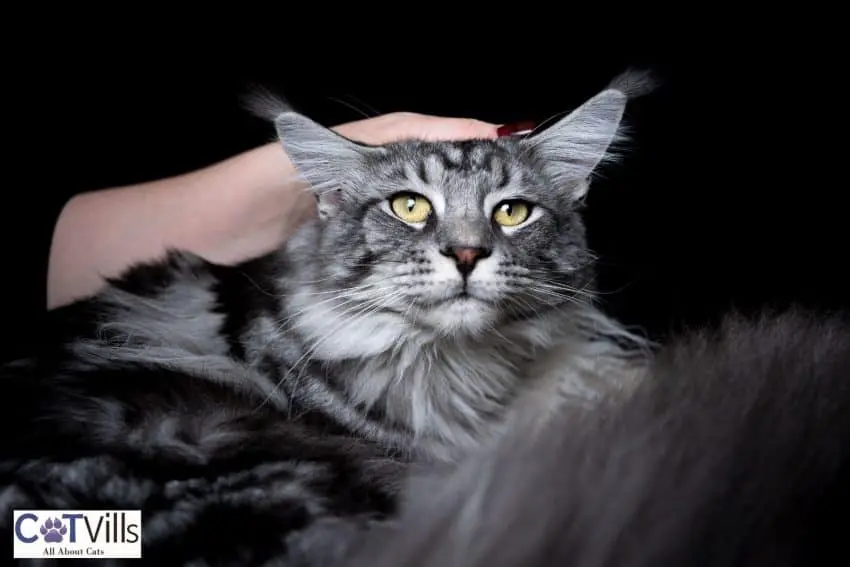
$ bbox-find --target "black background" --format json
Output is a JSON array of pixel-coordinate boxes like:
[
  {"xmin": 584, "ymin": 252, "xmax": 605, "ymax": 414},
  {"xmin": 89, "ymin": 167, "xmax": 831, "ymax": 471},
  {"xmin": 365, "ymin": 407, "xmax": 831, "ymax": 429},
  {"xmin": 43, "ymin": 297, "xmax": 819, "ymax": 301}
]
[{"xmin": 5, "ymin": 17, "xmax": 847, "ymax": 347}]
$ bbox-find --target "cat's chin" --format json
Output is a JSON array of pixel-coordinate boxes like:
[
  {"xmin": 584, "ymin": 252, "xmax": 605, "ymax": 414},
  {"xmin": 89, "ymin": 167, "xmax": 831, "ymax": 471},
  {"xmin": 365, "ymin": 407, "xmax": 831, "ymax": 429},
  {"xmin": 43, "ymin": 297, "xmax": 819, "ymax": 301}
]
[{"xmin": 417, "ymin": 296, "xmax": 497, "ymax": 336}]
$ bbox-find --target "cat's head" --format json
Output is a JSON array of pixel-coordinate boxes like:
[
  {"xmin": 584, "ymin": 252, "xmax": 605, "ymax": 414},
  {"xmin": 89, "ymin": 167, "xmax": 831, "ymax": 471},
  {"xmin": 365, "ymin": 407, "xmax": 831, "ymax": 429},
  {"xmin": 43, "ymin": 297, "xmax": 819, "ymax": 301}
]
[{"xmin": 268, "ymin": 73, "xmax": 647, "ymax": 336}]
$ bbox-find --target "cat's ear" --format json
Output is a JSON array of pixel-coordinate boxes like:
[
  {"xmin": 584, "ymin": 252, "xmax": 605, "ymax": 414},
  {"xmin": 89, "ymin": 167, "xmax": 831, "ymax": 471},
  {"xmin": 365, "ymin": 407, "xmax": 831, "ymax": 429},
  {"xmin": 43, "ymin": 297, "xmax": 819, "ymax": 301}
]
[
  {"xmin": 522, "ymin": 69, "xmax": 655, "ymax": 202},
  {"xmin": 242, "ymin": 88, "xmax": 380, "ymax": 219},
  {"xmin": 274, "ymin": 112, "xmax": 380, "ymax": 219}
]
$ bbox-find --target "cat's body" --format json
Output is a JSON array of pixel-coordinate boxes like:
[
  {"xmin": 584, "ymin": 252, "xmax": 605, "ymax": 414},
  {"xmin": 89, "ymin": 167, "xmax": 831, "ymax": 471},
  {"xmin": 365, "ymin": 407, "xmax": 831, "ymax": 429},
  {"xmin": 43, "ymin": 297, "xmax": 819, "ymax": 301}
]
[
  {"xmin": 0, "ymin": 248, "xmax": 640, "ymax": 566},
  {"xmin": 2, "ymin": 70, "xmax": 845, "ymax": 566},
  {"xmin": 0, "ymin": 74, "xmax": 649, "ymax": 565}
]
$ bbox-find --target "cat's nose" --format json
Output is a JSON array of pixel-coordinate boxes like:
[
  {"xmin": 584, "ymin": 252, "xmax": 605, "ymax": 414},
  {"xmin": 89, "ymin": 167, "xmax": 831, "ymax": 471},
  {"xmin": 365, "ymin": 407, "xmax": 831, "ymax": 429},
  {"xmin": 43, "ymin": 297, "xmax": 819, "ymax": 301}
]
[{"xmin": 440, "ymin": 246, "xmax": 491, "ymax": 276}]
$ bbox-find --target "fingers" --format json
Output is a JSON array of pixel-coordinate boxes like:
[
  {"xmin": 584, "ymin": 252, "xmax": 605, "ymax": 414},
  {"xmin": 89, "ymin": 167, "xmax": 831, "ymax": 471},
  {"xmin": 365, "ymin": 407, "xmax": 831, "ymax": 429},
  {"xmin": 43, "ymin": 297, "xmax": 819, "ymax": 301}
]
[
  {"xmin": 450, "ymin": 118, "xmax": 500, "ymax": 140},
  {"xmin": 421, "ymin": 117, "xmax": 499, "ymax": 141},
  {"xmin": 332, "ymin": 112, "xmax": 499, "ymax": 145}
]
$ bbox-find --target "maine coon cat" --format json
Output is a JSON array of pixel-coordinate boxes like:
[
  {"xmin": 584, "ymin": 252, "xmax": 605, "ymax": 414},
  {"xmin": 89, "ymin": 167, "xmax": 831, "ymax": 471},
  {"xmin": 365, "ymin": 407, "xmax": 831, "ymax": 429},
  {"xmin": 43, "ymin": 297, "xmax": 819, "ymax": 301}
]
[{"xmin": 0, "ymin": 72, "xmax": 652, "ymax": 565}]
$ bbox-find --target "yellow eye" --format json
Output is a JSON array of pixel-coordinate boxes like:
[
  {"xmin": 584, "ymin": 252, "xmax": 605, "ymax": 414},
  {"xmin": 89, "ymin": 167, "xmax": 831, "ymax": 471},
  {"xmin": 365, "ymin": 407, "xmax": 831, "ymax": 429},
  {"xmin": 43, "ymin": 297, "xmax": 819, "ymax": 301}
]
[
  {"xmin": 493, "ymin": 200, "xmax": 532, "ymax": 227},
  {"xmin": 390, "ymin": 193, "xmax": 433, "ymax": 223}
]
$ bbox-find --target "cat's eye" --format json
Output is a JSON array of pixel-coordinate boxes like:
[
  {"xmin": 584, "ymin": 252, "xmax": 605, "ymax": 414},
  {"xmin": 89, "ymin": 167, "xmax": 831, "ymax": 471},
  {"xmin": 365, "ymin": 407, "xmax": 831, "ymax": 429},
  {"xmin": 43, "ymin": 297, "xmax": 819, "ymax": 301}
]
[
  {"xmin": 493, "ymin": 200, "xmax": 532, "ymax": 227},
  {"xmin": 390, "ymin": 193, "xmax": 433, "ymax": 224}
]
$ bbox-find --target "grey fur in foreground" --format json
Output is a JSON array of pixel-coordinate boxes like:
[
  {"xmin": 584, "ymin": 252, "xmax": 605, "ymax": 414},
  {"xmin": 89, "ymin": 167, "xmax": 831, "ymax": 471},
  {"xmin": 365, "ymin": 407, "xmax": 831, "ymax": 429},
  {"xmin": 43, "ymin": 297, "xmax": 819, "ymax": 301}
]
[{"xmin": 342, "ymin": 309, "xmax": 850, "ymax": 567}]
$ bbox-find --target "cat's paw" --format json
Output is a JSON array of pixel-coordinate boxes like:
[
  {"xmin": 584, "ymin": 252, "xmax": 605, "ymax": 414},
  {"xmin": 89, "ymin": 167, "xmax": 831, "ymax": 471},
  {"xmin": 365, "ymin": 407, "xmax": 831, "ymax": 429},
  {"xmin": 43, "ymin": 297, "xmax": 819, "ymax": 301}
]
[{"xmin": 39, "ymin": 517, "xmax": 68, "ymax": 543}]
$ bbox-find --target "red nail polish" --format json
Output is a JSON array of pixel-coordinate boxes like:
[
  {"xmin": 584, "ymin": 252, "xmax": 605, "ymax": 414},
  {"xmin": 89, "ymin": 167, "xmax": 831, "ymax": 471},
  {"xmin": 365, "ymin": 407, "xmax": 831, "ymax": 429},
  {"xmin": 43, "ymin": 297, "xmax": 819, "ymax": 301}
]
[{"xmin": 497, "ymin": 121, "xmax": 536, "ymax": 137}]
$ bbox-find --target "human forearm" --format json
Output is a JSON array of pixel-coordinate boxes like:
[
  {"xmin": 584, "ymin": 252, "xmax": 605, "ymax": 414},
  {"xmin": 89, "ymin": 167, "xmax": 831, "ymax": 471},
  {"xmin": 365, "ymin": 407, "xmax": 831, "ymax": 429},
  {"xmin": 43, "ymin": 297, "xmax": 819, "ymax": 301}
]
[{"xmin": 47, "ymin": 142, "xmax": 311, "ymax": 309}]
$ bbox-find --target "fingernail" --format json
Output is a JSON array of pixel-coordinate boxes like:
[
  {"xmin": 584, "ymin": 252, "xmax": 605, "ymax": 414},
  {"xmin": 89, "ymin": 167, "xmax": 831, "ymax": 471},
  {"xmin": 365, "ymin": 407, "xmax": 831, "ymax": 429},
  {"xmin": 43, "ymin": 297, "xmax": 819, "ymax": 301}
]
[{"xmin": 497, "ymin": 121, "xmax": 536, "ymax": 137}]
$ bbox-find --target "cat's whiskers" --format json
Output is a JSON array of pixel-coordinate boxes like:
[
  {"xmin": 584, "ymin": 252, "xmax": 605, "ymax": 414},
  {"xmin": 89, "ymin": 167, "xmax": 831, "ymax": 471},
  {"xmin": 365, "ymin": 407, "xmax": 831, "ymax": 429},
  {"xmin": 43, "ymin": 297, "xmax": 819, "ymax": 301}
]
[
  {"xmin": 275, "ymin": 280, "xmax": 397, "ymax": 330},
  {"xmin": 261, "ymin": 293, "xmax": 368, "ymax": 352},
  {"xmin": 502, "ymin": 291, "xmax": 542, "ymax": 319},
  {"xmin": 276, "ymin": 272, "xmax": 423, "ymax": 335},
  {"xmin": 244, "ymin": 282, "xmax": 400, "ymax": 384},
  {"xmin": 295, "ymin": 278, "xmax": 398, "ymax": 297},
  {"xmin": 274, "ymin": 290, "xmax": 408, "ymax": 414},
  {"xmin": 294, "ymin": 268, "xmax": 398, "ymax": 286},
  {"xmin": 524, "ymin": 276, "xmax": 597, "ymax": 300},
  {"xmin": 508, "ymin": 291, "xmax": 562, "ymax": 317},
  {"xmin": 260, "ymin": 292, "xmax": 392, "ymax": 411},
  {"xmin": 511, "ymin": 276, "xmax": 596, "ymax": 306},
  {"xmin": 287, "ymin": 288, "xmax": 405, "ymax": 365},
  {"xmin": 400, "ymin": 293, "xmax": 421, "ymax": 330},
  {"xmin": 276, "ymin": 298, "xmax": 390, "ymax": 415},
  {"xmin": 526, "ymin": 287, "xmax": 587, "ymax": 308},
  {"xmin": 539, "ymin": 282, "xmax": 597, "ymax": 301},
  {"xmin": 236, "ymin": 270, "xmax": 279, "ymax": 298},
  {"xmin": 301, "ymin": 268, "xmax": 431, "ymax": 295},
  {"xmin": 308, "ymin": 253, "xmax": 408, "ymax": 265},
  {"xmin": 528, "ymin": 285, "xmax": 587, "ymax": 303},
  {"xmin": 273, "ymin": 264, "xmax": 430, "ymax": 344},
  {"xmin": 293, "ymin": 264, "xmax": 409, "ymax": 286}
]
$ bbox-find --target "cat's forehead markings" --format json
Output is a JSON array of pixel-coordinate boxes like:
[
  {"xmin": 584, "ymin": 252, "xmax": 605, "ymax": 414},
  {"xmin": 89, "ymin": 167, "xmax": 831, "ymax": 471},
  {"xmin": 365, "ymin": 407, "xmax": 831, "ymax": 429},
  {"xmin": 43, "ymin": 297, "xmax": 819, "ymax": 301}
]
[
  {"xmin": 440, "ymin": 145, "xmax": 465, "ymax": 166},
  {"xmin": 422, "ymin": 146, "xmax": 487, "ymax": 180},
  {"xmin": 420, "ymin": 154, "xmax": 447, "ymax": 188},
  {"xmin": 468, "ymin": 146, "xmax": 512, "ymax": 187},
  {"xmin": 496, "ymin": 159, "xmax": 512, "ymax": 189},
  {"xmin": 467, "ymin": 145, "xmax": 496, "ymax": 170},
  {"xmin": 415, "ymin": 160, "xmax": 430, "ymax": 185},
  {"xmin": 403, "ymin": 163, "xmax": 446, "ymax": 217}
]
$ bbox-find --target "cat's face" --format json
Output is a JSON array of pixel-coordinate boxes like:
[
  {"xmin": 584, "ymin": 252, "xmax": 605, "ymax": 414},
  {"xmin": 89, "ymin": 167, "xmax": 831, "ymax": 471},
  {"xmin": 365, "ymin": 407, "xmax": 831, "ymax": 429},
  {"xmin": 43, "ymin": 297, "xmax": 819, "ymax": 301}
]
[
  {"xmin": 306, "ymin": 139, "xmax": 596, "ymax": 335},
  {"xmin": 276, "ymin": 86, "xmax": 630, "ymax": 336}
]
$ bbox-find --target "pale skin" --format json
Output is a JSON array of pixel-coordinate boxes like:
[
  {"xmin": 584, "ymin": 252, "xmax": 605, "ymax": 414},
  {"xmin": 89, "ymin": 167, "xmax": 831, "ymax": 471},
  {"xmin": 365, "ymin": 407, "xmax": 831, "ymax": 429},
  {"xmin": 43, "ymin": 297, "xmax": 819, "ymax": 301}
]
[{"xmin": 47, "ymin": 113, "xmax": 499, "ymax": 309}]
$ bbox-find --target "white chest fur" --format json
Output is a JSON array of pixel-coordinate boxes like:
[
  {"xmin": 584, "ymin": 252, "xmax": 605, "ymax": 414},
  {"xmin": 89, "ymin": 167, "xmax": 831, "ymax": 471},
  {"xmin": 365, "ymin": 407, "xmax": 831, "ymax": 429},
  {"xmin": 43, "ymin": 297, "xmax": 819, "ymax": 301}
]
[{"xmin": 287, "ymin": 287, "xmax": 648, "ymax": 458}]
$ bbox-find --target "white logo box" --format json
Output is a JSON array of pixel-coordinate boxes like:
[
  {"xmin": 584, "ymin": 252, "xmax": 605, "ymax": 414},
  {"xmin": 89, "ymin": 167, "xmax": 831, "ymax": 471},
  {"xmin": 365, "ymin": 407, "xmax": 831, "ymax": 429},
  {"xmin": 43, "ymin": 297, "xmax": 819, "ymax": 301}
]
[{"xmin": 12, "ymin": 510, "xmax": 142, "ymax": 560}]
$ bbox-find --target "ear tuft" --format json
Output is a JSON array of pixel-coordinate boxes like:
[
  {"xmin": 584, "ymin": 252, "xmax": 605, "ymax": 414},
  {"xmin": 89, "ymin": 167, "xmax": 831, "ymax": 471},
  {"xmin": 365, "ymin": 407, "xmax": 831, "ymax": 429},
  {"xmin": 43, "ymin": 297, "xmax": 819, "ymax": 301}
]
[
  {"xmin": 242, "ymin": 85, "xmax": 379, "ymax": 219},
  {"xmin": 241, "ymin": 85, "xmax": 295, "ymax": 123},
  {"xmin": 522, "ymin": 69, "xmax": 656, "ymax": 201},
  {"xmin": 272, "ymin": 111, "xmax": 367, "ymax": 176},
  {"xmin": 273, "ymin": 111, "xmax": 383, "ymax": 219},
  {"xmin": 606, "ymin": 68, "xmax": 659, "ymax": 100}
]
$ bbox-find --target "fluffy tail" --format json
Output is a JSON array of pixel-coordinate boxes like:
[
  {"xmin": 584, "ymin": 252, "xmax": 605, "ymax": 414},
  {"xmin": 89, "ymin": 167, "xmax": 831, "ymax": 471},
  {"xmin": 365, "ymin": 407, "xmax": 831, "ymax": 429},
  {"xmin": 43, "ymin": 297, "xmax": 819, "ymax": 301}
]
[{"xmin": 342, "ymin": 309, "xmax": 850, "ymax": 567}]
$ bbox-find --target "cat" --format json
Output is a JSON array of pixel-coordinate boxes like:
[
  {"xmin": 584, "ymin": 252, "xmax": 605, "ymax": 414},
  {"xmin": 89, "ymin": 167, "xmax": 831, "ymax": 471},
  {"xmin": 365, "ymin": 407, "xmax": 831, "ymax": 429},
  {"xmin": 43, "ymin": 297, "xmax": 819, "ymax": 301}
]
[
  {"xmin": 341, "ymin": 309, "xmax": 850, "ymax": 567},
  {"xmin": 0, "ymin": 71, "xmax": 654, "ymax": 565}
]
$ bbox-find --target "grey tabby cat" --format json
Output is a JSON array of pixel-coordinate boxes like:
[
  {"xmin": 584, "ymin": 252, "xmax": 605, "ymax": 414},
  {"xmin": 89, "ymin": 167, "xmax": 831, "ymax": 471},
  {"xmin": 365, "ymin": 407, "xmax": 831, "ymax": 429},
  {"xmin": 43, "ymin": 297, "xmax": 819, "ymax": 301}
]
[{"xmin": 0, "ymin": 72, "xmax": 652, "ymax": 565}]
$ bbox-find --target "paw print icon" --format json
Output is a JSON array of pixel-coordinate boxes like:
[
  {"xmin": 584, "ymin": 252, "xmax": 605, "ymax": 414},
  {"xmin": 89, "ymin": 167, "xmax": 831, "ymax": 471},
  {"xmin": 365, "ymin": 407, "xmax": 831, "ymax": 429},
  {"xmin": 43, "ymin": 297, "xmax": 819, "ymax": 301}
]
[{"xmin": 40, "ymin": 518, "xmax": 68, "ymax": 543}]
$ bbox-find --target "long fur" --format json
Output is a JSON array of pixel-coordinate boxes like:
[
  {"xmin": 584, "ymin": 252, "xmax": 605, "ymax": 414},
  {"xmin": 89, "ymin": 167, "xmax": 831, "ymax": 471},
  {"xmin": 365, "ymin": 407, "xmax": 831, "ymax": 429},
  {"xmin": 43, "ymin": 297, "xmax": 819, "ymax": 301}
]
[{"xmin": 342, "ymin": 309, "xmax": 850, "ymax": 567}]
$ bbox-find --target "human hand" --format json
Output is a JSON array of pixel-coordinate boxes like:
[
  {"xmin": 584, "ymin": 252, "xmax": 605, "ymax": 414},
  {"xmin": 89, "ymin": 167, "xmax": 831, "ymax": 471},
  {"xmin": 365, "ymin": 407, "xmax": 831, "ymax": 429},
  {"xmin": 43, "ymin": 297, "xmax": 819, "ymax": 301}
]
[{"xmin": 332, "ymin": 112, "xmax": 499, "ymax": 145}]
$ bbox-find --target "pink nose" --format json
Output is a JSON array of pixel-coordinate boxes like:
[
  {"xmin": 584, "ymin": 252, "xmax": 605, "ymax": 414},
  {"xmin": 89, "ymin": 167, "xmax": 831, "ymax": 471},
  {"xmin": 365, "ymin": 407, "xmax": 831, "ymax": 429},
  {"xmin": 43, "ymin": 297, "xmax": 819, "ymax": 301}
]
[
  {"xmin": 440, "ymin": 246, "xmax": 492, "ymax": 276},
  {"xmin": 453, "ymin": 248, "xmax": 481, "ymax": 265}
]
